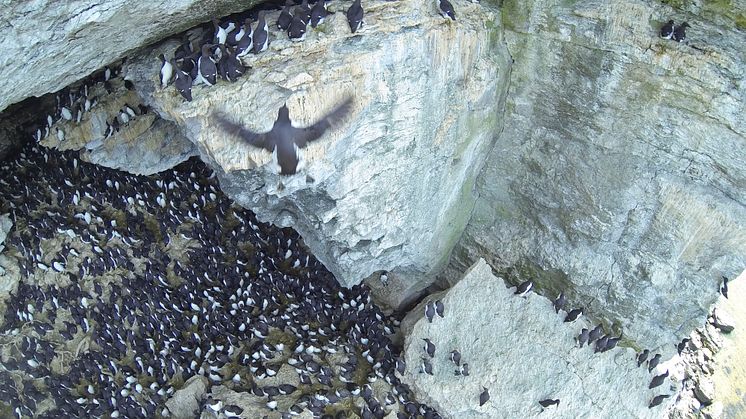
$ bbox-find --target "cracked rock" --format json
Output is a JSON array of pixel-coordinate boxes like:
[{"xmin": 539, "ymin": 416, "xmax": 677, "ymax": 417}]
[
  {"xmin": 165, "ymin": 375, "xmax": 208, "ymax": 419},
  {"xmin": 402, "ymin": 258, "xmax": 663, "ymax": 418}
]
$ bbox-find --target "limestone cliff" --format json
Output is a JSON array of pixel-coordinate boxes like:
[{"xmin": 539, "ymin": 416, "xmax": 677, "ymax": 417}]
[{"xmin": 446, "ymin": 0, "xmax": 746, "ymax": 355}]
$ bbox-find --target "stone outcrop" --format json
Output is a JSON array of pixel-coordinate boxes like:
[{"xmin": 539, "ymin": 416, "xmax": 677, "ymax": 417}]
[
  {"xmin": 123, "ymin": 0, "xmax": 509, "ymax": 302},
  {"xmin": 402, "ymin": 259, "xmax": 669, "ymax": 418},
  {"xmin": 0, "ymin": 0, "xmax": 264, "ymax": 113},
  {"xmin": 446, "ymin": 0, "xmax": 746, "ymax": 352}
]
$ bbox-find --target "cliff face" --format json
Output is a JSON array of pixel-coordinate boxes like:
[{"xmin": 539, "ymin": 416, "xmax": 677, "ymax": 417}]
[
  {"xmin": 122, "ymin": 1, "xmax": 509, "ymax": 304},
  {"xmin": 447, "ymin": 0, "xmax": 746, "ymax": 352},
  {"xmin": 0, "ymin": 0, "xmax": 262, "ymax": 113}
]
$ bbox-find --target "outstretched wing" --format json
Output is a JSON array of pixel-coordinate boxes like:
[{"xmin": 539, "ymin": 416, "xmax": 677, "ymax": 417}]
[
  {"xmin": 213, "ymin": 113, "xmax": 271, "ymax": 151},
  {"xmin": 296, "ymin": 97, "xmax": 354, "ymax": 147}
]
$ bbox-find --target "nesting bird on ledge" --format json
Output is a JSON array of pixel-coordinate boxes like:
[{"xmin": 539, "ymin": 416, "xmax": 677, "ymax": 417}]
[{"xmin": 213, "ymin": 97, "xmax": 354, "ymax": 175}]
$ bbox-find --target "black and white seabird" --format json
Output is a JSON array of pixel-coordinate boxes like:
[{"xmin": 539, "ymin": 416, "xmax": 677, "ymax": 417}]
[
  {"xmin": 720, "ymin": 276, "xmax": 729, "ymax": 298},
  {"xmin": 196, "ymin": 44, "xmax": 218, "ymax": 86},
  {"xmin": 576, "ymin": 328, "xmax": 589, "ymax": 348},
  {"xmin": 588, "ymin": 324, "xmax": 603, "ymax": 342},
  {"xmin": 435, "ymin": 300, "xmax": 444, "ymax": 317},
  {"xmin": 277, "ymin": 3, "xmax": 293, "ymax": 30},
  {"xmin": 660, "ymin": 20, "xmax": 674, "ymax": 39},
  {"xmin": 347, "ymin": 0, "xmax": 364, "ymax": 34},
  {"xmin": 672, "ymin": 22, "xmax": 689, "ymax": 42},
  {"xmin": 649, "ymin": 370, "xmax": 669, "ymax": 389},
  {"xmin": 422, "ymin": 338, "xmax": 435, "ymax": 358},
  {"xmin": 424, "ymin": 301, "xmax": 435, "ymax": 323},
  {"xmin": 676, "ymin": 337, "xmax": 690, "ymax": 355},
  {"xmin": 514, "ymin": 280, "xmax": 533, "ymax": 297},
  {"xmin": 296, "ymin": 0, "xmax": 312, "ymax": 24},
  {"xmin": 254, "ymin": 11, "xmax": 270, "ymax": 53},
  {"xmin": 213, "ymin": 97, "xmax": 354, "ymax": 175},
  {"xmin": 539, "ymin": 399, "xmax": 560, "ymax": 408},
  {"xmin": 648, "ymin": 394, "xmax": 671, "ymax": 408},
  {"xmin": 553, "ymin": 292, "xmax": 566, "ymax": 313},
  {"xmin": 171, "ymin": 59, "xmax": 193, "ymax": 101},
  {"xmin": 479, "ymin": 387, "xmax": 490, "ymax": 406},
  {"xmin": 421, "ymin": 358, "xmax": 433, "ymax": 375},
  {"xmin": 648, "ymin": 353, "xmax": 661, "ymax": 372},
  {"xmin": 310, "ymin": 0, "xmax": 327, "ymax": 27},
  {"xmin": 438, "ymin": 0, "xmax": 456, "ymax": 20},
  {"xmin": 450, "ymin": 350, "xmax": 461, "ymax": 366},
  {"xmin": 636, "ymin": 349, "xmax": 650, "ymax": 367},
  {"xmin": 288, "ymin": 16, "xmax": 308, "ymax": 42},
  {"xmin": 564, "ymin": 308, "xmax": 582, "ymax": 322},
  {"xmin": 236, "ymin": 18, "xmax": 254, "ymax": 58}
]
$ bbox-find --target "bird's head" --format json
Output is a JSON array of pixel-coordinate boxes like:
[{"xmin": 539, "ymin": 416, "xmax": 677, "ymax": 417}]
[{"xmin": 277, "ymin": 104, "xmax": 291, "ymax": 122}]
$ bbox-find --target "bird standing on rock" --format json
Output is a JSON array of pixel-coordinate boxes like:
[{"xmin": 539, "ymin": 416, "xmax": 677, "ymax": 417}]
[
  {"xmin": 213, "ymin": 97, "xmax": 354, "ymax": 175},
  {"xmin": 660, "ymin": 20, "xmax": 674, "ymax": 39},
  {"xmin": 347, "ymin": 0, "xmax": 364, "ymax": 33},
  {"xmin": 438, "ymin": 0, "xmax": 456, "ymax": 20},
  {"xmin": 673, "ymin": 22, "xmax": 689, "ymax": 42}
]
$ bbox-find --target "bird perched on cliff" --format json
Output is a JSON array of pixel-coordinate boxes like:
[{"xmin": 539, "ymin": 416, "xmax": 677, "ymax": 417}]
[
  {"xmin": 213, "ymin": 97, "xmax": 354, "ymax": 175},
  {"xmin": 564, "ymin": 308, "xmax": 582, "ymax": 322},
  {"xmin": 277, "ymin": 3, "xmax": 293, "ymax": 30},
  {"xmin": 659, "ymin": 20, "xmax": 674, "ymax": 39},
  {"xmin": 422, "ymin": 338, "xmax": 435, "ymax": 358},
  {"xmin": 236, "ymin": 18, "xmax": 255, "ymax": 58},
  {"xmin": 438, "ymin": 0, "xmax": 456, "ymax": 20},
  {"xmin": 435, "ymin": 300, "xmax": 444, "ymax": 317},
  {"xmin": 424, "ymin": 301, "xmax": 436, "ymax": 323},
  {"xmin": 288, "ymin": 16, "xmax": 308, "ymax": 42},
  {"xmin": 539, "ymin": 399, "xmax": 560, "ymax": 409},
  {"xmin": 720, "ymin": 276, "xmax": 729, "ymax": 298},
  {"xmin": 553, "ymin": 292, "xmax": 566, "ymax": 313},
  {"xmin": 514, "ymin": 280, "xmax": 533, "ymax": 297},
  {"xmin": 196, "ymin": 44, "xmax": 218, "ymax": 86},
  {"xmin": 648, "ymin": 394, "xmax": 671, "ymax": 408},
  {"xmin": 576, "ymin": 328, "xmax": 589, "ymax": 348},
  {"xmin": 347, "ymin": 0, "xmax": 364, "ymax": 33},
  {"xmin": 158, "ymin": 54, "xmax": 173, "ymax": 88},
  {"xmin": 310, "ymin": 0, "xmax": 327, "ymax": 27},
  {"xmin": 450, "ymin": 350, "xmax": 461, "ymax": 366},
  {"xmin": 672, "ymin": 22, "xmax": 689, "ymax": 42},
  {"xmin": 479, "ymin": 387, "xmax": 490, "ymax": 406},
  {"xmin": 647, "ymin": 353, "xmax": 661, "ymax": 372},
  {"xmin": 170, "ymin": 59, "xmax": 192, "ymax": 101},
  {"xmin": 295, "ymin": 0, "xmax": 312, "ymax": 24},
  {"xmin": 649, "ymin": 370, "xmax": 669, "ymax": 389},
  {"xmin": 254, "ymin": 11, "xmax": 270, "ymax": 53},
  {"xmin": 676, "ymin": 337, "xmax": 690, "ymax": 355},
  {"xmin": 636, "ymin": 349, "xmax": 649, "ymax": 367}
]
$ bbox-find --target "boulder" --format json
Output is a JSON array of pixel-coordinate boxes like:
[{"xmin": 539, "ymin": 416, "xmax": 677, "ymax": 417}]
[
  {"xmin": 402, "ymin": 259, "xmax": 671, "ymax": 418},
  {"xmin": 165, "ymin": 375, "xmax": 208, "ymax": 419},
  {"xmin": 0, "ymin": 0, "xmax": 264, "ymax": 112}
]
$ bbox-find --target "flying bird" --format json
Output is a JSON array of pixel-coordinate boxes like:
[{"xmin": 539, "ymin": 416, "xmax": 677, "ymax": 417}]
[{"xmin": 213, "ymin": 97, "xmax": 354, "ymax": 175}]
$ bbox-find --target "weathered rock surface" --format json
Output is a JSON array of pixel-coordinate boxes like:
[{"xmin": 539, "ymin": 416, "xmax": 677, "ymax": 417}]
[
  {"xmin": 402, "ymin": 259, "xmax": 669, "ymax": 418},
  {"xmin": 165, "ymin": 375, "xmax": 208, "ymax": 419},
  {"xmin": 447, "ymin": 0, "xmax": 746, "ymax": 352},
  {"xmin": 0, "ymin": 214, "xmax": 10, "ymax": 253},
  {"xmin": 124, "ymin": 0, "xmax": 508, "ymax": 300},
  {"xmin": 0, "ymin": 0, "xmax": 265, "ymax": 113}
]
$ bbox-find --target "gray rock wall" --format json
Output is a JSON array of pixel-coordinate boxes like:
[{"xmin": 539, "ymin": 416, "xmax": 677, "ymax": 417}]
[
  {"xmin": 447, "ymin": 0, "xmax": 746, "ymax": 352},
  {"xmin": 402, "ymin": 259, "xmax": 668, "ymax": 418},
  {"xmin": 124, "ymin": 1, "xmax": 510, "ymax": 302},
  {"xmin": 0, "ymin": 0, "xmax": 262, "ymax": 113}
]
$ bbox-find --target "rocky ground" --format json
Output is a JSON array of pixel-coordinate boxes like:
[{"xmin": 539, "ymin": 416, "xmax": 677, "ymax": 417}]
[{"xmin": 0, "ymin": 142, "xmax": 435, "ymax": 419}]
